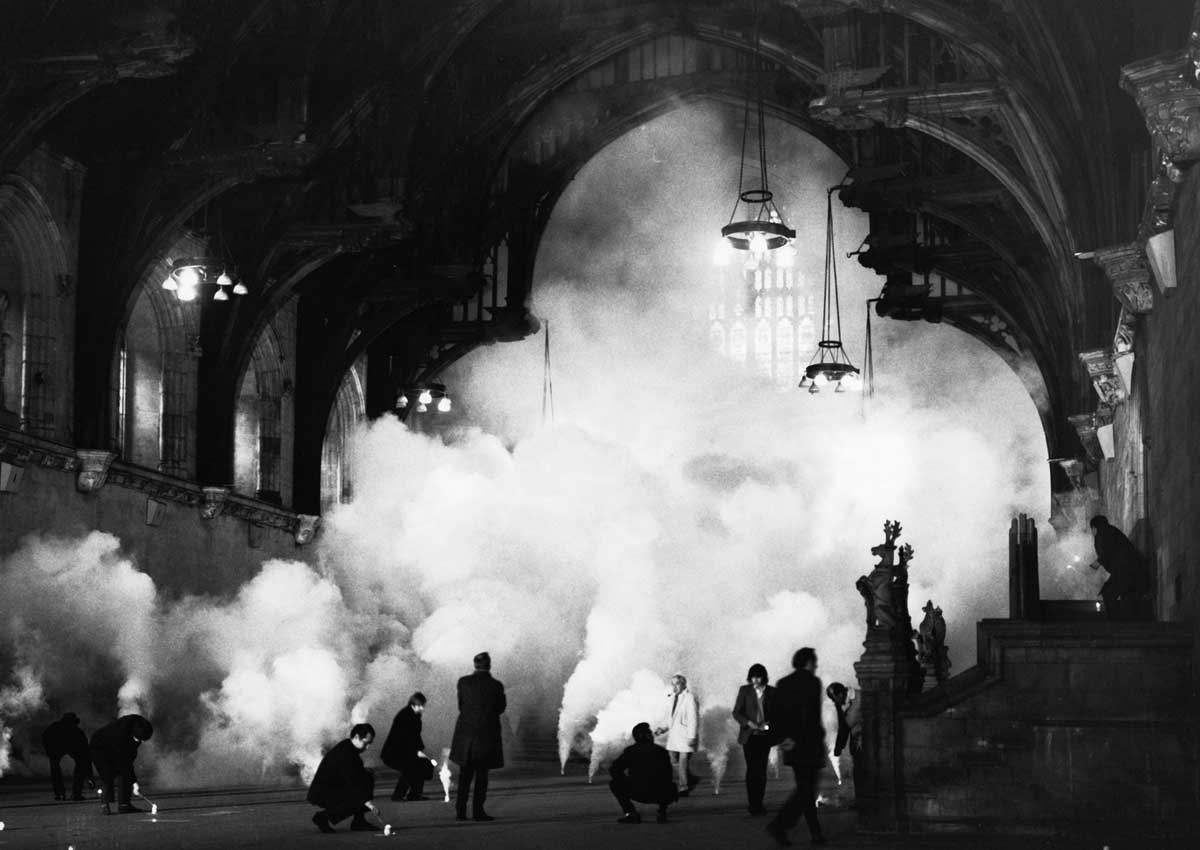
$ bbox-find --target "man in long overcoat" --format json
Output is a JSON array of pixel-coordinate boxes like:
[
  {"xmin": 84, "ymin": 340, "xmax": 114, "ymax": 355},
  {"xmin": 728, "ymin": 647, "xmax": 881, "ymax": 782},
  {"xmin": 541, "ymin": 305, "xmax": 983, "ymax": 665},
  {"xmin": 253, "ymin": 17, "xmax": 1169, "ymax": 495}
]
[
  {"xmin": 307, "ymin": 723, "xmax": 379, "ymax": 833},
  {"xmin": 381, "ymin": 692, "xmax": 435, "ymax": 800},
  {"xmin": 89, "ymin": 714, "xmax": 152, "ymax": 814},
  {"xmin": 42, "ymin": 712, "xmax": 93, "ymax": 801},
  {"xmin": 765, "ymin": 648, "xmax": 827, "ymax": 846},
  {"xmin": 450, "ymin": 651, "xmax": 506, "ymax": 821}
]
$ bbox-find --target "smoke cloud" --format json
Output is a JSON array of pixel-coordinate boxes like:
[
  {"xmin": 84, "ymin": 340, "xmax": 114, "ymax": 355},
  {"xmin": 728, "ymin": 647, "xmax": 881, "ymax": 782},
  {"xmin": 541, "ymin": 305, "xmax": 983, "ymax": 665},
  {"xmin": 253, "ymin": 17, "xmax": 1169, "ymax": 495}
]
[{"xmin": 0, "ymin": 104, "xmax": 1055, "ymax": 788}]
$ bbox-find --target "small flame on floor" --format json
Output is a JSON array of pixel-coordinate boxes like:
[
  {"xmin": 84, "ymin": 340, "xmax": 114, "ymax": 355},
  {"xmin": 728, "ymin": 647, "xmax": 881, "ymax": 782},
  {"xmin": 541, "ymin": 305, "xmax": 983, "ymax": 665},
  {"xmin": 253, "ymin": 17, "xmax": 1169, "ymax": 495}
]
[{"xmin": 439, "ymin": 748, "xmax": 452, "ymax": 802}]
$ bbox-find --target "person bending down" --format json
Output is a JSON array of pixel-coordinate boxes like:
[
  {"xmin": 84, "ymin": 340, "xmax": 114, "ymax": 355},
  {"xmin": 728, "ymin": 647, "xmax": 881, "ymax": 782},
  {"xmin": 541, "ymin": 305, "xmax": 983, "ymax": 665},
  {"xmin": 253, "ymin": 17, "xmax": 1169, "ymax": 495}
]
[
  {"xmin": 308, "ymin": 724, "xmax": 379, "ymax": 833},
  {"xmin": 89, "ymin": 714, "xmax": 152, "ymax": 814},
  {"xmin": 609, "ymin": 722, "xmax": 679, "ymax": 824}
]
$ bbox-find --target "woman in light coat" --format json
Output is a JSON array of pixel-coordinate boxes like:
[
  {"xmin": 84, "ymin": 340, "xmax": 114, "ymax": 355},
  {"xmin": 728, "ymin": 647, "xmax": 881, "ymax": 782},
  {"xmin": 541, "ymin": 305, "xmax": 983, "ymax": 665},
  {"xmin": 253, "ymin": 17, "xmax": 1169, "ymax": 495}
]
[{"xmin": 655, "ymin": 673, "xmax": 699, "ymax": 794}]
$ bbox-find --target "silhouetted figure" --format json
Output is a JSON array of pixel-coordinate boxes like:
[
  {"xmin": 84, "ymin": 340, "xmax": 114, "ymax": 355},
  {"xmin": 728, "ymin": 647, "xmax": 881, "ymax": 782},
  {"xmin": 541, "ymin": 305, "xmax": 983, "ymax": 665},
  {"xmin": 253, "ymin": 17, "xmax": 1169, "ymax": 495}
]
[
  {"xmin": 765, "ymin": 648, "xmax": 827, "ymax": 846},
  {"xmin": 89, "ymin": 714, "xmax": 152, "ymax": 814},
  {"xmin": 382, "ymin": 692, "xmax": 435, "ymax": 801},
  {"xmin": 827, "ymin": 682, "xmax": 863, "ymax": 805},
  {"xmin": 732, "ymin": 663, "xmax": 775, "ymax": 815},
  {"xmin": 307, "ymin": 723, "xmax": 379, "ymax": 833},
  {"xmin": 1089, "ymin": 515, "xmax": 1152, "ymax": 620},
  {"xmin": 609, "ymin": 722, "xmax": 678, "ymax": 824},
  {"xmin": 450, "ymin": 651, "xmax": 506, "ymax": 822},
  {"xmin": 654, "ymin": 673, "xmax": 699, "ymax": 795},
  {"xmin": 41, "ymin": 712, "xmax": 93, "ymax": 801}
]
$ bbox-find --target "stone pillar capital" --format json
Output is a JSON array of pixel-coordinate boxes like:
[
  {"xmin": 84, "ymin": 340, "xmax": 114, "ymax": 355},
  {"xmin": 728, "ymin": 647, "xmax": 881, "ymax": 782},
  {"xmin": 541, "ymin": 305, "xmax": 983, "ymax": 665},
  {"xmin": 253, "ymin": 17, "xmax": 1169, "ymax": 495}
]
[
  {"xmin": 295, "ymin": 514, "xmax": 320, "ymax": 546},
  {"xmin": 1121, "ymin": 49, "xmax": 1200, "ymax": 165},
  {"xmin": 1091, "ymin": 243, "xmax": 1155, "ymax": 314},
  {"xmin": 200, "ymin": 486, "xmax": 229, "ymax": 519},
  {"xmin": 1079, "ymin": 348, "xmax": 1124, "ymax": 406},
  {"xmin": 75, "ymin": 449, "xmax": 117, "ymax": 493}
]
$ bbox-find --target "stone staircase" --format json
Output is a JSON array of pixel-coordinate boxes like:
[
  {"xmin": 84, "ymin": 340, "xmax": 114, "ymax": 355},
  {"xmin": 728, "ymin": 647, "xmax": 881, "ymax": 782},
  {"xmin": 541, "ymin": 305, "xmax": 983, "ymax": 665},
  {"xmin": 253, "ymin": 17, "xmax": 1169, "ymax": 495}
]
[{"xmin": 897, "ymin": 619, "xmax": 1196, "ymax": 830}]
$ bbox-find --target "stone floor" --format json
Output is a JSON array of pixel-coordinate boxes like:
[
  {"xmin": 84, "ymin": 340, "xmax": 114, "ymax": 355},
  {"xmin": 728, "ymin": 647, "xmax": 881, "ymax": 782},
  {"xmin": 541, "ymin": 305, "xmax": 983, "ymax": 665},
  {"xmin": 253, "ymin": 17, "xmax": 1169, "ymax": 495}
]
[{"xmin": 0, "ymin": 761, "xmax": 1187, "ymax": 850}]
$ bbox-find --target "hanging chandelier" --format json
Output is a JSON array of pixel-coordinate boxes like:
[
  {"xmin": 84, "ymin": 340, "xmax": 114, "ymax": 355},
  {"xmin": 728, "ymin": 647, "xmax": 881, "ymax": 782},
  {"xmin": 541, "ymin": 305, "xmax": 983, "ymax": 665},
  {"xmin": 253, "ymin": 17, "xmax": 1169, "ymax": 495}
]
[
  {"xmin": 161, "ymin": 257, "xmax": 248, "ymax": 302},
  {"xmin": 800, "ymin": 188, "xmax": 860, "ymax": 394},
  {"xmin": 720, "ymin": 0, "xmax": 795, "ymax": 256},
  {"xmin": 395, "ymin": 382, "xmax": 451, "ymax": 414}
]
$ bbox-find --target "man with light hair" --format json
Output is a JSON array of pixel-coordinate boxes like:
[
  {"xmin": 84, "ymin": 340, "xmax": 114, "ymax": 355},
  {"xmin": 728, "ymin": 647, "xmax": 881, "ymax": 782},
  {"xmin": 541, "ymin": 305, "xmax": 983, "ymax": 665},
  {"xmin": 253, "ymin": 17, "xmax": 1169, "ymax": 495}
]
[{"xmin": 654, "ymin": 672, "xmax": 699, "ymax": 795}]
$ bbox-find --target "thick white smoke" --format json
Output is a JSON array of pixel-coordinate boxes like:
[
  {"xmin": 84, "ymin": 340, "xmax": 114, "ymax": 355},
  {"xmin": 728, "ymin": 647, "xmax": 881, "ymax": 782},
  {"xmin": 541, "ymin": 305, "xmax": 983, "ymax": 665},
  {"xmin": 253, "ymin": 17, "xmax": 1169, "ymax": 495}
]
[{"xmin": 0, "ymin": 104, "xmax": 1055, "ymax": 789}]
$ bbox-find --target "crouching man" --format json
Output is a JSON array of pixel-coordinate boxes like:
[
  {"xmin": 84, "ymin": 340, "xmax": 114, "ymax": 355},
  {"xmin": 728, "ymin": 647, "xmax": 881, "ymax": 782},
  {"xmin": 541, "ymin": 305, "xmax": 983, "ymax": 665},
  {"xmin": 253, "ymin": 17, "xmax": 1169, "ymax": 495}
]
[
  {"xmin": 308, "ymin": 723, "xmax": 379, "ymax": 833},
  {"xmin": 609, "ymin": 722, "xmax": 678, "ymax": 824}
]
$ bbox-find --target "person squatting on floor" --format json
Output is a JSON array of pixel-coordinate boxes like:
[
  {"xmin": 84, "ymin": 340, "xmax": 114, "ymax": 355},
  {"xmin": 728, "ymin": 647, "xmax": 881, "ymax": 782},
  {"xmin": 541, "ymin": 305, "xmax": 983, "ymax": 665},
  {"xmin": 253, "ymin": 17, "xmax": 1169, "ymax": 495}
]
[
  {"xmin": 827, "ymin": 681, "xmax": 863, "ymax": 806},
  {"xmin": 609, "ymin": 722, "xmax": 678, "ymax": 824},
  {"xmin": 89, "ymin": 714, "xmax": 153, "ymax": 815},
  {"xmin": 1089, "ymin": 515, "xmax": 1152, "ymax": 620},
  {"xmin": 450, "ymin": 651, "xmax": 506, "ymax": 822},
  {"xmin": 766, "ymin": 648, "xmax": 827, "ymax": 846},
  {"xmin": 655, "ymin": 672, "xmax": 699, "ymax": 795},
  {"xmin": 42, "ymin": 712, "xmax": 93, "ymax": 802},
  {"xmin": 381, "ymin": 691, "xmax": 436, "ymax": 801},
  {"xmin": 732, "ymin": 663, "xmax": 775, "ymax": 815},
  {"xmin": 308, "ymin": 723, "xmax": 380, "ymax": 833}
]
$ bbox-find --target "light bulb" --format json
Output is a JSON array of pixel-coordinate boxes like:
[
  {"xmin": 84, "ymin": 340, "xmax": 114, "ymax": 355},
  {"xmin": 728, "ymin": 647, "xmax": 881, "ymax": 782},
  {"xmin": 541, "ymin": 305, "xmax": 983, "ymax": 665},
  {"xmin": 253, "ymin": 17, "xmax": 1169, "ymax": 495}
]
[
  {"xmin": 418, "ymin": 389, "xmax": 433, "ymax": 405},
  {"xmin": 749, "ymin": 232, "xmax": 769, "ymax": 255},
  {"xmin": 176, "ymin": 266, "xmax": 201, "ymax": 289},
  {"xmin": 437, "ymin": 396, "xmax": 451, "ymax": 413},
  {"xmin": 416, "ymin": 402, "xmax": 428, "ymax": 413},
  {"xmin": 396, "ymin": 394, "xmax": 409, "ymax": 409},
  {"xmin": 216, "ymin": 271, "xmax": 232, "ymax": 288},
  {"xmin": 232, "ymin": 281, "xmax": 249, "ymax": 295},
  {"xmin": 177, "ymin": 281, "xmax": 198, "ymax": 302},
  {"xmin": 813, "ymin": 372, "xmax": 829, "ymax": 386},
  {"xmin": 161, "ymin": 276, "xmax": 178, "ymax": 291},
  {"xmin": 213, "ymin": 288, "xmax": 229, "ymax": 301}
]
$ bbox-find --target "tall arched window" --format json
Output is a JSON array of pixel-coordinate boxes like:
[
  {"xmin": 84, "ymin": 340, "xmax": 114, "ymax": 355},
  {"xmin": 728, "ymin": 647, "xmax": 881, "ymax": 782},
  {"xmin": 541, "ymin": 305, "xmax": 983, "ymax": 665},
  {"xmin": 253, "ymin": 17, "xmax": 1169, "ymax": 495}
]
[
  {"xmin": 0, "ymin": 172, "xmax": 72, "ymax": 441},
  {"xmin": 320, "ymin": 353, "xmax": 366, "ymax": 514},
  {"xmin": 114, "ymin": 235, "xmax": 203, "ymax": 476}
]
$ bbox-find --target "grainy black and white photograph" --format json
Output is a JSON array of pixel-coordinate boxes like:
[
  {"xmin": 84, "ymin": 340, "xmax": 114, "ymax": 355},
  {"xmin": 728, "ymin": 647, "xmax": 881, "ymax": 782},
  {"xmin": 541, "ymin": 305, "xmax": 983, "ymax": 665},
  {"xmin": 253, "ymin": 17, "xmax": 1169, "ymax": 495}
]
[{"xmin": 0, "ymin": 1, "xmax": 1196, "ymax": 848}]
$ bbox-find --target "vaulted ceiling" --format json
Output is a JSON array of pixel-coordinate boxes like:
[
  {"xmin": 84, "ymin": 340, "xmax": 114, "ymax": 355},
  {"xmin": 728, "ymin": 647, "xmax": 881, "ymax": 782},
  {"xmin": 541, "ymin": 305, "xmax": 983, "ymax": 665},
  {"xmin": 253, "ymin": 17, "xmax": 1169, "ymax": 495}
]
[{"xmin": 0, "ymin": 0, "xmax": 1187, "ymax": 511}]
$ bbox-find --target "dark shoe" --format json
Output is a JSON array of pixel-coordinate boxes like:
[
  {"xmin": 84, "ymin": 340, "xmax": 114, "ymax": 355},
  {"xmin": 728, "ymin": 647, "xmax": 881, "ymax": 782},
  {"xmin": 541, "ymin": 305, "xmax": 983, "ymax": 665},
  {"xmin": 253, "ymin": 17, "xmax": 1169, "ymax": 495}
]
[
  {"xmin": 473, "ymin": 812, "xmax": 495, "ymax": 822},
  {"xmin": 54, "ymin": 794, "xmax": 66, "ymax": 801},
  {"xmin": 811, "ymin": 836, "xmax": 828, "ymax": 846},
  {"xmin": 676, "ymin": 788, "xmax": 689, "ymax": 798},
  {"xmin": 455, "ymin": 812, "xmax": 469, "ymax": 821},
  {"xmin": 655, "ymin": 809, "xmax": 668, "ymax": 824},
  {"xmin": 350, "ymin": 815, "xmax": 380, "ymax": 832},
  {"xmin": 390, "ymin": 793, "xmax": 406, "ymax": 801},
  {"xmin": 748, "ymin": 805, "xmax": 768, "ymax": 815},
  {"xmin": 117, "ymin": 803, "xmax": 144, "ymax": 814},
  {"xmin": 312, "ymin": 812, "xmax": 336, "ymax": 834},
  {"xmin": 101, "ymin": 803, "xmax": 113, "ymax": 816},
  {"xmin": 617, "ymin": 811, "xmax": 641, "ymax": 824},
  {"xmin": 766, "ymin": 821, "xmax": 793, "ymax": 846}
]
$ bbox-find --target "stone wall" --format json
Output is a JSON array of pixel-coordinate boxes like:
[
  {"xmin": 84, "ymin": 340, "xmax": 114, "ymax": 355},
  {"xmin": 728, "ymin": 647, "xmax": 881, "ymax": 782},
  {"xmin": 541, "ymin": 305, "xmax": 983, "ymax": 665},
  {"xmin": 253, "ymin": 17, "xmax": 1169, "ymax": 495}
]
[
  {"xmin": 899, "ymin": 619, "xmax": 1194, "ymax": 830},
  {"xmin": 0, "ymin": 429, "xmax": 315, "ymax": 597}
]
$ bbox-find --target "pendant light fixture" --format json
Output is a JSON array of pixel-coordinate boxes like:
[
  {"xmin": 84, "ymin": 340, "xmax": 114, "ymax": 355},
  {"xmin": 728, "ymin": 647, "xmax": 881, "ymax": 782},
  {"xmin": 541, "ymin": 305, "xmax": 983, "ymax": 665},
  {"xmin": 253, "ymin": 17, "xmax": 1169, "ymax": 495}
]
[
  {"xmin": 720, "ymin": 0, "xmax": 795, "ymax": 256},
  {"xmin": 800, "ymin": 188, "xmax": 860, "ymax": 393}
]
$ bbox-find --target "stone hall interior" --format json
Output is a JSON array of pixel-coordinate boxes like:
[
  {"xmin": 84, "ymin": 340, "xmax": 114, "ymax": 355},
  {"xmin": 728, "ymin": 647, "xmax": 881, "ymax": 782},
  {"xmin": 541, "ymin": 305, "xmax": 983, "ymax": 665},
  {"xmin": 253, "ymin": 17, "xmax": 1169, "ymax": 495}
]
[{"xmin": 0, "ymin": 0, "xmax": 1197, "ymax": 840}]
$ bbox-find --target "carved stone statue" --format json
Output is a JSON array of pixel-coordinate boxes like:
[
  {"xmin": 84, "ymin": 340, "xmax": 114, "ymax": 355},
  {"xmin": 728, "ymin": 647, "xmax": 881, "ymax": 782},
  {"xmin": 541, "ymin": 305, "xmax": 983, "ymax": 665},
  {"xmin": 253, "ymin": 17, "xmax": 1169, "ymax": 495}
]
[
  {"xmin": 914, "ymin": 599, "xmax": 951, "ymax": 685},
  {"xmin": 857, "ymin": 520, "xmax": 903, "ymax": 631}
]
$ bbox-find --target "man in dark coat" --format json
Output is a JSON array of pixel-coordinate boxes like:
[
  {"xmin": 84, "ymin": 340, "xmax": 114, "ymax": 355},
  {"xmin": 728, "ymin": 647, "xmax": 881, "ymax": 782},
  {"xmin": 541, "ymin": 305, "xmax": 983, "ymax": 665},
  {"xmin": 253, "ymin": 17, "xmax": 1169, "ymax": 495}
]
[
  {"xmin": 381, "ymin": 692, "xmax": 435, "ymax": 801},
  {"xmin": 41, "ymin": 712, "xmax": 93, "ymax": 801},
  {"xmin": 609, "ymin": 722, "xmax": 678, "ymax": 824},
  {"xmin": 307, "ymin": 723, "xmax": 379, "ymax": 833},
  {"xmin": 1089, "ymin": 515, "xmax": 1152, "ymax": 619},
  {"xmin": 450, "ymin": 651, "xmax": 506, "ymax": 822},
  {"xmin": 765, "ymin": 647, "xmax": 827, "ymax": 846},
  {"xmin": 89, "ymin": 714, "xmax": 153, "ymax": 814}
]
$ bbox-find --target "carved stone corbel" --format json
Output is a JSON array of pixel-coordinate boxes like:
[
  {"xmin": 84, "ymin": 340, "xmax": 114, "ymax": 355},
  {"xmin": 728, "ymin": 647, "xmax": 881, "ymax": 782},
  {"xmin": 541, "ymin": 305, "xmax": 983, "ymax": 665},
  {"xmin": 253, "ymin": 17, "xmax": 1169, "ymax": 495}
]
[
  {"xmin": 1121, "ymin": 49, "xmax": 1200, "ymax": 166},
  {"xmin": 75, "ymin": 449, "xmax": 117, "ymax": 492},
  {"xmin": 295, "ymin": 514, "xmax": 320, "ymax": 546},
  {"xmin": 1091, "ymin": 243, "xmax": 1155, "ymax": 314},
  {"xmin": 1068, "ymin": 413, "xmax": 1103, "ymax": 464},
  {"xmin": 1113, "ymin": 308, "xmax": 1137, "ymax": 396},
  {"xmin": 1079, "ymin": 348, "xmax": 1124, "ymax": 406},
  {"xmin": 200, "ymin": 486, "xmax": 229, "ymax": 519}
]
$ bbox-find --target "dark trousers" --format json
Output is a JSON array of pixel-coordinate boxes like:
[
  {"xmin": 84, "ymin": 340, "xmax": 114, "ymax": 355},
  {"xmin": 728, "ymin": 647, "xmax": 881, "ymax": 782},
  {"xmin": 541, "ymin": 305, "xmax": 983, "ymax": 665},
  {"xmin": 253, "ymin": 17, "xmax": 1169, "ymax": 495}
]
[
  {"xmin": 391, "ymin": 756, "xmax": 433, "ymax": 799},
  {"xmin": 456, "ymin": 762, "xmax": 490, "ymax": 816},
  {"xmin": 92, "ymin": 752, "xmax": 135, "ymax": 806},
  {"xmin": 317, "ymin": 774, "xmax": 375, "ymax": 825},
  {"xmin": 49, "ymin": 753, "xmax": 90, "ymax": 799},
  {"xmin": 769, "ymin": 765, "xmax": 823, "ymax": 840},
  {"xmin": 743, "ymin": 735, "xmax": 771, "ymax": 811},
  {"xmin": 609, "ymin": 776, "xmax": 674, "ymax": 814}
]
